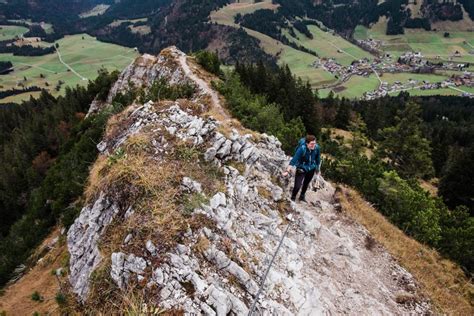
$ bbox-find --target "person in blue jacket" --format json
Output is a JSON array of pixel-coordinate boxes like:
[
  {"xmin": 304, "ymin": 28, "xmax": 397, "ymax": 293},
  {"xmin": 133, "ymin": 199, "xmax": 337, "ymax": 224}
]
[{"xmin": 282, "ymin": 135, "xmax": 321, "ymax": 202}]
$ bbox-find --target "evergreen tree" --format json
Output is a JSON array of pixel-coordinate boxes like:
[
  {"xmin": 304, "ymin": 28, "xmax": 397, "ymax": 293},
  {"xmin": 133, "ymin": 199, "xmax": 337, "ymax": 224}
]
[
  {"xmin": 438, "ymin": 145, "xmax": 474, "ymax": 213},
  {"xmin": 377, "ymin": 102, "xmax": 434, "ymax": 179},
  {"xmin": 334, "ymin": 98, "xmax": 351, "ymax": 129}
]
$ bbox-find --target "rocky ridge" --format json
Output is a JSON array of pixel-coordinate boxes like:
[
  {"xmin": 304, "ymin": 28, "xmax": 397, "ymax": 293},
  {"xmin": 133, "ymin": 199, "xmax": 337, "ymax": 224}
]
[{"xmin": 67, "ymin": 47, "xmax": 431, "ymax": 315}]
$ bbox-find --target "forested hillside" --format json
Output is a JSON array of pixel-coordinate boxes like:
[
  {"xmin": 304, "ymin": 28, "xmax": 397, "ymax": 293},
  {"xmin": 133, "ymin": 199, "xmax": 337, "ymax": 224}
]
[{"xmin": 0, "ymin": 70, "xmax": 120, "ymax": 285}]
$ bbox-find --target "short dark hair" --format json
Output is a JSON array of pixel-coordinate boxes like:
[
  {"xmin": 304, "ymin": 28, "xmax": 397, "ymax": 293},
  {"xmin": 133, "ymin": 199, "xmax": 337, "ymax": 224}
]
[{"xmin": 305, "ymin": 135, "xmax": 316, "ymax": 143}]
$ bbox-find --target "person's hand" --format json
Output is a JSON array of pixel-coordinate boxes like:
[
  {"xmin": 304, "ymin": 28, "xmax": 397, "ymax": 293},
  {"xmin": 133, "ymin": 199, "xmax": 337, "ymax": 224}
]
[{"xmin": 282, "ymin": 171, "xmax": 289, "ymax": 177}]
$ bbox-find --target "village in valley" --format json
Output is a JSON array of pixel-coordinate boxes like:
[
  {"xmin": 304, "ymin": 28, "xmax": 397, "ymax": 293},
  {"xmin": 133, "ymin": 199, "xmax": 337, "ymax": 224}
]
[{"xmin": 313, "ymin": 37, "xmax": 474, "ymax": 100}]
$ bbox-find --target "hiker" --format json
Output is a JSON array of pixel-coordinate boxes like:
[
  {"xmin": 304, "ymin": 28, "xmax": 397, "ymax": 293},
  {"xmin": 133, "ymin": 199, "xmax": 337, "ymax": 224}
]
[{"xmin": 282, "ymin": 135, "xmax": 321, "ymax": 202}]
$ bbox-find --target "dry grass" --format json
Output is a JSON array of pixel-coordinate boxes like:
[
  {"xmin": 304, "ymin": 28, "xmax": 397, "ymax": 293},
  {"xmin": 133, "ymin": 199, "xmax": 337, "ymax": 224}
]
[
  {"xmin": 227, "ymin": 161, "xmax": 246, "ymax": 174},
  {"xmin": 194, "ymin": 235, "xmax": 211, "ymax": 255},
  {"xmin": 276, "ymin": 200, "xmax": 292, "ymax": 224},
  {"xmin": 419, "ymin": 178, "xmax": 439, "ymax": 197},
  {"xmin": 0, "ymin": 227, "xmax": 69, "ymax": 315},
  {"xmin": 257, "ymin": 186, "xmax": 273, "ymax": 200},
  {"xmin": 336, "ymin": 185, "xmax": 474, "ymax": 314}
]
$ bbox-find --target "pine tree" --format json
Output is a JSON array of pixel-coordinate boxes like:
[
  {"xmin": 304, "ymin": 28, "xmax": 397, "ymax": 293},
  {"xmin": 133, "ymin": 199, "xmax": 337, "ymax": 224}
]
[
  {"xmin": 438, "ymin": 145, "xmax": 474, "ymax": 213},
  {"xmin": 377, "ymin": 102, "xmax": 434, "ymax": 179}
]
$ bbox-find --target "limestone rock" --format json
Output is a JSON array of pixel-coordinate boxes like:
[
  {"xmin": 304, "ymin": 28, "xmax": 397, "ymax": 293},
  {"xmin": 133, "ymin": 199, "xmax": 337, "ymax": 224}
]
[
  {"xmin": 182, "ymin": 177, "xmax": 203, "ymax": 194},
  {"xmin": 67, "ymin": 192, "xmax": 121, "ymax": 300}
]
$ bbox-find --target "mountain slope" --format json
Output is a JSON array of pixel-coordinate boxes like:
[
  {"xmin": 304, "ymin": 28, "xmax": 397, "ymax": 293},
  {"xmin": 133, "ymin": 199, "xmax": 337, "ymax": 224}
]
[
  {"xmin": 1, "ymin": 47, "xmax": 473, "ymax": 315},
  {"xmin": 64, "ymin": 47, "xmax": 431, "ymax": 314}
]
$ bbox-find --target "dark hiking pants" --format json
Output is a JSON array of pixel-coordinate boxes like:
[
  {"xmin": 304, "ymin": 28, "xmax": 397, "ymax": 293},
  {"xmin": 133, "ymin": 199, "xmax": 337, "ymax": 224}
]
[{"xmin": 291, "ymin": 168, "xmax": 316, "ymax": 200}]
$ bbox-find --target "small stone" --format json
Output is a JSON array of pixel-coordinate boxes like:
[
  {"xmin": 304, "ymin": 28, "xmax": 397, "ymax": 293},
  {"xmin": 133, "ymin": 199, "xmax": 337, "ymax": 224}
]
[
  {"xmin": 200, "ymin": 302, "xmax": 217, "ymax": 316},
  {"xmin": 241, "ymin": 146, "xmax": 253, "ymax": 160},
  {"xmin": 146, "ymin": 240, "xmax": 156, "ymax": 255},
  {"xmin": 97, "ymin": 141, "xmax": 107, "ymax": 153},
  {"xmin": 204, "ymin": 147, "xmax": 217, "ymax": 161},
  {"xmin": 125, "ymin": 254, "xmax": 147, "ymax": 274},
  {"xmin": 182, "ymin": 177, "xmax": 203, "ymax": 193},
  {"xmin": 160, "ymin": 287, "xmax": 172, "ymax": 300},
  {"xmin": 124, "ymin": 206, "xmax": 134, "ymax": 219},
  {"xmin": 216, "ymin": 139, "xmax": 232, "ymax": 158},
  {"xmin": 191, "ymin": 272, "xmax": 208, "ymax": 293},
  {"xmin": 176, "ymin": 244, "xmax": 188, "ymax": 255},
  {"xmin": 210, "ymin": 192, "xmax": 226, "ymax": 209},
  {"xmin": 231, "ymin": 141, "xmax": 242, "ymax": 154},
  {"xmin": 206, "ymin": 285, "xmax": 231, "ymax": 316},
  {"xmin": 124, "ymin": 234, "xmax": 133, "ymax": 244},
  {"xmin": 271, "ymin": 186, "xmax": 283, "ymax": 201},
  {"xmin": 153, "ymin": 267, "xmax": 164, "ymax": 285}
]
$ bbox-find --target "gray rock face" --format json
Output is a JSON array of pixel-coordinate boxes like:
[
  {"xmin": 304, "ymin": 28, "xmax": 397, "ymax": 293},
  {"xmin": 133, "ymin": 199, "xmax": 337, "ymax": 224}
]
[
  {"xmin": 111, "ymin": 252, "xmax": 147, "ymax": 289},
  {"xmin": 67, "ymin": 192, "xmax": 120, "ymax": 300},
  {"xmin": 107, "ymin": 49, "xmax": 191, "ymax": 103}
]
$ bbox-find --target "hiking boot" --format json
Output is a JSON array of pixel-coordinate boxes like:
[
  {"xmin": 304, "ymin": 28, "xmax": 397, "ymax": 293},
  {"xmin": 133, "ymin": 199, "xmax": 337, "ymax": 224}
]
[
  {"xmin": 298, "ymin": 196, "xmax": 307, "ymax": 203},
  {"xmin": 290, "ymin": 196, "xmax": 296, "ymax": 202}
]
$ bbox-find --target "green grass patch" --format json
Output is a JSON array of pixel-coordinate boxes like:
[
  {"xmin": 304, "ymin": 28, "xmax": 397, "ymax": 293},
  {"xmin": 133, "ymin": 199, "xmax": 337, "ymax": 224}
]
[
  {"xmin": 337, "ymin": 75, "xmax": 381, "ymax": 99},
  {"xmin": 0, "ymin": 25, "xmax": 28, "ymax": 41},
  {"xmin": 388, "ymin": 87, "xmax": 460, "ymax": 97},
  {"xmin": 279, "ymin": 47, "xmax": 336, "ymax": 88},
  {"xmin": 285, "ymin": 25, "xmax": 373, "ymax": 66},
  {"xmin": 210, "ymin": 0, "xmax": 277, "ymax": 27},
  {"xmin": 0, "ymin": 33, "xmax": 138, "ymax": 103},
  {"xmin": 379, "ymin": 72, "xmax": 452, "ymax": 85}
]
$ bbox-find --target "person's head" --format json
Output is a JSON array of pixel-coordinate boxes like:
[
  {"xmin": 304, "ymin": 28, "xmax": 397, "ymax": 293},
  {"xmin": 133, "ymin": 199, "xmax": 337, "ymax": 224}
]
[{"xmin": 305, "ymin": 134, "xmax": 317, "ymax": 150}]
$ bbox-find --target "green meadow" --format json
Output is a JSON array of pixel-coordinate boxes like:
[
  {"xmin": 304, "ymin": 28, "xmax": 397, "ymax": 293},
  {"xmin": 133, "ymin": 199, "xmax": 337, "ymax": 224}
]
[
  {"xmin": 0, "ymin": 34, "xmax": 139, "ymax": 103},
  {"xmin": 279, "ymin": 47, "xmax": 337, "ymax": 87},
  {"xmin": 285, "ymin": 25, "xmax": 373, "ymax": 66},
  {"xmin": 379, "ymin": 72, "xmax": 452, "ymax": 84},
  {"xmin": 0, "ymin": 25, "xmax": 28, "ymax": 41}
]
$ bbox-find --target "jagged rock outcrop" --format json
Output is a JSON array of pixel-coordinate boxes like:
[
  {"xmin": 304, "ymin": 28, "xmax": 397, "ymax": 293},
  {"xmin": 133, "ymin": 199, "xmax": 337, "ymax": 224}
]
[
  {"xmin": 67, "ymin": 47, "xmax": 431, "ymax": 314},
  {"xmin": 67, "ymin": 193, "xmax": 121, "ymax": 299}
]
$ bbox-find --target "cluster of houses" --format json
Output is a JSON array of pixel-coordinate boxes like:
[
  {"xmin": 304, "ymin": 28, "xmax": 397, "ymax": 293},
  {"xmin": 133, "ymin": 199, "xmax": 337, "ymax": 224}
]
[
  {"xmin": 355, "ymin": 38, "xmax": 382, "ymax": 55},
  {"xmin": 313, "ymin": 57, "xmax": 380, "ymax": 82},
  {"xmin": 398, "ymin": 52, "xmax": 469, "ymax": 71},
  {"xmin": 311, "ymin": 50, "xmax": 474, "ymax": 100},
  {"xmin": 363, "ymin": 72, "xmax": 474, "ymax": 100}
]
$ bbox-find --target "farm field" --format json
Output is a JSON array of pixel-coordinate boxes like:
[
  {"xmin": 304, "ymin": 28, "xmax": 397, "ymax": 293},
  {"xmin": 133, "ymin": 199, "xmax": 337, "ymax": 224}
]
[
  {"xmin": 279, "ymin": 47, "xmax": 337, "ymax": 87},
  {"xmin": 378, "ymin": 72, "xmax": 452, "ymax": 84},
  {"xmin": 285, "ymin": 25, "xmax": 373, "ymax": 66},
  {"xmin": 0, "ymin": 25, "xmax": 28, "ymax": 41},
  {"xmin": 79, "ymin": 4, "xmax": 110, "ymax": 18},
  {"xmin": 210, "ymin": 0, "xmax": 278, "ymax": 27},
  {"xmin": 211, "ymin": 3, "xmax": 337, "ymax": 88},
  {"xmin": 0, "ymin": 34, "xmax": 139, "ymax": 103},
  {"xmin": 388, "ymin": 87, "xmax": 461, "ymax": 97},
  {"xmin": 331, "ymin": 74, "xmax": 381, "ymax": 99}
]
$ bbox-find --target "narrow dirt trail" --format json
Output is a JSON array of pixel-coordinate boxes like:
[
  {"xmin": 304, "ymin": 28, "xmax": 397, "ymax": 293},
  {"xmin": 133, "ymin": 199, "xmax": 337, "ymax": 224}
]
[
  {"xmin": 177, "ymin": 54, "xmax": 230, "ymax": 121},
  {"xmin": 55, "ymin": 47, "xmax": 88, "ymax": 81}
]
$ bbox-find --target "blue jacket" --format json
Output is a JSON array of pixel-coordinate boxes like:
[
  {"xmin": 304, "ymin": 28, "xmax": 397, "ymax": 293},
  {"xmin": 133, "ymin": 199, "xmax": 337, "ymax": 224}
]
[{"xmin": 290, "ymin": 143, "xmax": 321, "ymax": 172}]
